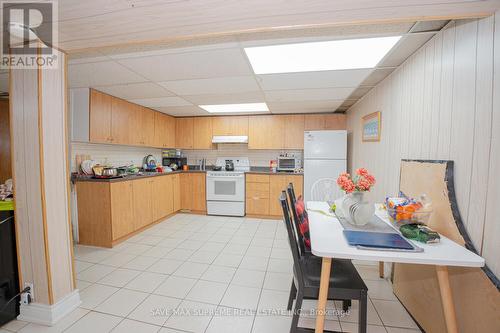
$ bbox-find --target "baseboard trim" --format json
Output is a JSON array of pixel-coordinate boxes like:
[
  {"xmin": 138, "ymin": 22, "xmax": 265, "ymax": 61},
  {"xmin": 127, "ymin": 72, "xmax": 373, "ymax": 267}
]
[{"xmin": 17, "ymin": 289, "xmax": 81, "ymax": 326}]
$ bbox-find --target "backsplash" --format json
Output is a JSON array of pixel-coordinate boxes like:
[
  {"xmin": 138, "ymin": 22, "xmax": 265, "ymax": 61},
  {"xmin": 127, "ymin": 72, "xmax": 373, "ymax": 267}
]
[
  {"xmin": 70, "ymin": 142, "xmax": 162, "ymax": 172},
  {"xmin": 183, "ymin": 144, "xmax": 302, "ymax": 167},
  {"xmin": 70, "ymin": 142, "xmax": 302, "ymax": 172}
]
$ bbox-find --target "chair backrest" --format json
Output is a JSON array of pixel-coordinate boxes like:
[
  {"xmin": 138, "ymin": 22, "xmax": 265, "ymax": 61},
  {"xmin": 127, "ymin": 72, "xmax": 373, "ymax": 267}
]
[
  {"xmin": 279, "ymin": 191, "xmax": 304, "ymax": 287},
  {"xmin": 311, "ymin": 178, "xmax": 343, "ymax": 202},
  {"xmin": 287, "ymin": 183, "xmax": 306, "ymax": 256}
]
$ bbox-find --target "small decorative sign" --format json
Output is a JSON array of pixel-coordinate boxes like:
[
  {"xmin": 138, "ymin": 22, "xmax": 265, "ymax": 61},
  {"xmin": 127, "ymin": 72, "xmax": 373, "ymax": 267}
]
[{"xmin": 362, "ymin": 111, "xmax": 381, "ymax": 142}]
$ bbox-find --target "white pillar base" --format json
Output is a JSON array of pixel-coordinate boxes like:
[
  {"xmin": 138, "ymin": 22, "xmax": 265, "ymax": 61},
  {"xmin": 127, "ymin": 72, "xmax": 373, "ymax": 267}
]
[{"xmin": 17, "ymin": 290, "xmax": 81, "ymax": 326}]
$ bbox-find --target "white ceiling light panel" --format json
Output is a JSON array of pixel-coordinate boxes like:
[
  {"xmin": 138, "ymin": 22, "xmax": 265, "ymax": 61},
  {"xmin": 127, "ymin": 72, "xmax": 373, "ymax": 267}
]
[
  {"xmin": 244, "ymin": 36, "xmax": 401, "ymax": 74},
  {"xmin": 199, "ymin": 103, "xmax": 269, "ymax": 113}
]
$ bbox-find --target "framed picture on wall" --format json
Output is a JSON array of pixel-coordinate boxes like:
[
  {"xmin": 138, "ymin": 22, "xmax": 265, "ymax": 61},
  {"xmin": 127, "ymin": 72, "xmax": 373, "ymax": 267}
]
[{"xmin": 362, "ymin": 111, "xmax": 381, "ymax": 142}]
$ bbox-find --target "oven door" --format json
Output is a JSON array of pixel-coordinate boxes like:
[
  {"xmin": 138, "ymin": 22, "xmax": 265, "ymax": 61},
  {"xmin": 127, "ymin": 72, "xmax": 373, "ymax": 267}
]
[{"xmin": 206, "ymin": 174, "xmax": 244, "ymax": 202}]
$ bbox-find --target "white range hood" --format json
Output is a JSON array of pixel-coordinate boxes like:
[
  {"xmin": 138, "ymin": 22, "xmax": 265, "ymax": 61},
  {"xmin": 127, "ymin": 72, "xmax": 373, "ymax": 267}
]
[{"xmin": 212, "ymin": 136, "xmax": 248, "ymax": 144}]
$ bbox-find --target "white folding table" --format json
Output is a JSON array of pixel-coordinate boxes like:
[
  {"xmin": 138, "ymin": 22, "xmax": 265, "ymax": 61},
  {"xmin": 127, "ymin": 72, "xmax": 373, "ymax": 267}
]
[{"xmin": 306, "ymin": 201, "xmax": 485, "ymax": 333}]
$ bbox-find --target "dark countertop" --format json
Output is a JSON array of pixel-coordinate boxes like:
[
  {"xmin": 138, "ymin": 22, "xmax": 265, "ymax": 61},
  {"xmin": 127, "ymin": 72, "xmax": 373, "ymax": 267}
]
[{"xmin": 73, "ymin": 167, "xmax": 303, "ymax": 183}]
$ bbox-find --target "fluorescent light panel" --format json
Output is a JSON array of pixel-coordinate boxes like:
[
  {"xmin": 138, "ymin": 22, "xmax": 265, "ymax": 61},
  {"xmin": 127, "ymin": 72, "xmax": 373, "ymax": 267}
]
[
  {"xmin": 244, "ymin": 36, "xmax": 401, "ymax": 74},
  {"xmin": 199, "ymin": 103, "xmax": 269, "ymax": 113}
]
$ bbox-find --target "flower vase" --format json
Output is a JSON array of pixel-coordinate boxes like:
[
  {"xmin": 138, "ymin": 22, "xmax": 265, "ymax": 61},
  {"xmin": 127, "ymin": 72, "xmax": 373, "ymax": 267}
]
[{"xmin": 341, "ymin": 191, "xmax": 374, "ymax": 226}]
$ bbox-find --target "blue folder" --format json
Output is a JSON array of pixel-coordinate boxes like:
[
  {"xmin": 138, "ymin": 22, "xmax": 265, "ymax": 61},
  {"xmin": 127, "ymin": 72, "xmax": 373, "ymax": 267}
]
[{"xmin": 343, "ymin": 230, "xmax": 415, "ymax": 250}]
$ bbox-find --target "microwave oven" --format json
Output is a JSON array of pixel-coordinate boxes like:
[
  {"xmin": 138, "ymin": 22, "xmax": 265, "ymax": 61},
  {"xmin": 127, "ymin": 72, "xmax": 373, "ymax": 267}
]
[{"xmin": 277, "ymin": 156, "xmax": 301, "ymax": 172}]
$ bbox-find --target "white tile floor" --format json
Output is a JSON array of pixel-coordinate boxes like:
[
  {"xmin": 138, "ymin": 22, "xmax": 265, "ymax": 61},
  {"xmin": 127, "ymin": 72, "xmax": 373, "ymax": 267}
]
[{"xmin": 1, "ymin": 213, "xmax": 422, "ymax": 333}]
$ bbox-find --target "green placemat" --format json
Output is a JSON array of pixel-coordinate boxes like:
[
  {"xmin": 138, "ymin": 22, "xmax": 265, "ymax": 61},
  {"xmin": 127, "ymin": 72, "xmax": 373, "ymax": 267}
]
[{"xmin": 0, "ymin": 200, "xmax": 14, "ymax": 211}]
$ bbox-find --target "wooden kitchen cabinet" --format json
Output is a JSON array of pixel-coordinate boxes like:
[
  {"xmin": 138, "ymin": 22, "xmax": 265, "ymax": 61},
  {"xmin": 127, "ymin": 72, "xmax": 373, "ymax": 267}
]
[
  {"xmin": 89, "ymin": 89, "xmax": 112, "ymax": 143},
  {"xmin": 132, "ymin": 106, "xmax": 155, "ymax": 146},
  {"xmin": 304, "ymin": 114, "xmax": 346, "ymax": 130},
  {"xmin": 111, "ymin": 97, "xmax": 133, "ymax": 144},
  {"xmin": 175, "ymin": 117, "xmax": 194, "ymax": 149},
  {"xmin": 212, "ymin": 116, "xmax": 248, "ymax": 136},
  {"xmin": 180, "ymin": 173, "xmax": 192, "ymax": 210},
  {"xmin": 179, "ymin": 173, "xmax": 206, "ymax": 212},
  {"xmin": 132, "ymin": 178, "xmax": 154, "ymax": 230},
  {"xmin": 173, "ymin": 174, "xmax": 181, "ymax": 211},
  {"xmin": 283, "ymin": 115, "xmax": 305, "ymax": 149},
  {"xmin": 153, "ymin": 175, "xmax": 174, "ymax": 221},
  {"xmin": 193, "ymin": 117, "xmax": 213, "ymax": 149},
  {"xmin": 246, "ymin": 175, "xmax": 270, "ymax": 216},
  {"xmin": 191, "ymin": 173, "xmax": 207, "ymax": 211},
  {"xmin": 110, "ymin": 181, "xmax": 135, "ymax": 240},
  {"xmin": 248, "ymin": 115, "xmax": 285, "ymax": 149},
  {"xmin": 165, "ymin": 115, "xmax": 176, "ymax": 148},
  {"xmin": 268, "ymin": 174, "xmax": 303, "ymax": 216},
  {"xmin": 154, "ymin": 113, "xmax": 176, "ymax": 148}
]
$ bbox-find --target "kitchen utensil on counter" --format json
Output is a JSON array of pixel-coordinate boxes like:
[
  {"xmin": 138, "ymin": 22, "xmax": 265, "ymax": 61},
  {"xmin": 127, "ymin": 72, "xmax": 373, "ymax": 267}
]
[
  {"xmin": 81, "ymin": 160, "xmax": 97, "ymax": 175},
  {"xmin": 213, "ymin": 166, "xmax": 222, "ymax": 171},
  {"xmin": 170, "ymin": 163, "xmax": 178, "ymax": 170},
  {"xmin": 225, "ymin": 160, "xmax": 234, "ymax": 171},
  {"xmin": 183, "ymin": 165, "xmax": 189, "ymax": 171},
  {"xmin": 143, "ymin": 155, "xmax": 157, "ymax": 171},
  {"xmin": 102, "ymin": 167, "xmax": 118, "ymax": 177},
  {"xmin": 92, "ymin": 165, "xmax": 104, "ymax": 176}
]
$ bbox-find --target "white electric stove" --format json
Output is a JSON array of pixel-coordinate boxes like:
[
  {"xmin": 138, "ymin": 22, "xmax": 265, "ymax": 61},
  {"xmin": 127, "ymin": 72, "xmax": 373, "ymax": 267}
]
[{"xmin": 206, "ymin": 157, "xmax": 250, "ymax": 216}]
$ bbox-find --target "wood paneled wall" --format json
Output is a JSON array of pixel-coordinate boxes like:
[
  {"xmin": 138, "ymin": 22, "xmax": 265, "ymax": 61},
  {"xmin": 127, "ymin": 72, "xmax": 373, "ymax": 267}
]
[
  {"xmin": 347, "ymin": 15, "xmax": 500, "ymax": 277},
  {"xmin": 0, "ymin": 99, "xmax": 11, "ymax": 183}
]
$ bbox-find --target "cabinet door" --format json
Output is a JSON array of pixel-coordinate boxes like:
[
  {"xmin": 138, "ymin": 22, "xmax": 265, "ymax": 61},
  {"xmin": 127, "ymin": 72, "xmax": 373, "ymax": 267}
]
[
  {"xmin": 191, "ymin": 173, "xmax": 206, "ymax": 212},
  {"xmin": 152, "ymin": 176, "xmax": 168, "ymax": 221},
  {"xmin": 153, "ymin": 112, "xmax": 166, "ymax": 148},
  {"xmin": 172, "ymin": 174, "xmax": 181, "ymax": 211},
  {"xmin": 304, "ymin": 114, "xmax": 325, "ymax": 130},
  {"xmin": 246, "ymin": 180, "xmax": 270, "ymax": 215},
  {"xmin": 165, "ymin": 175, "xmax": 174, "ymax": 215},
  {"xmin": 212, "ymin": 116, "xmax": 248, "ymax": 136},
  {"xmin": 111, "ymin": 97, "xmax": 132, "ymax": 144},
  {"xmin": 165, "ymin": 115, "xmax": 176, "ymax": 148},
  {"xmin": 248, "ymin": 115, "xmax": 284, "ymax": 149},
  {"xmin": 324, "ymin": 114, "xmax": 346, "ymax": 130},
  {"xmin": 175, "ymin": 117, "xmax": 194, "ymax": 149},
  {"xmin": 283, "ymin": 115, "xmax": 305, "ymax": 149},
  {"xmin": 193, "ymin": 117, "xmax": 213, "ymax": 149},
  {"xmin": 246, "ymin": 197, "xmax": 270, "ymax": 215},
  {"xmin": 179, "ymin": 173, "xmax": 192, "ymax": 210},
  {"xmin": 141, "ymin": 107, "xmax": 156, "ymax": 146},
  {"xmin": 89, "ymin": 89, "xmax": 112, "ymax": 143},
  {"xmin": 110, "ymin": 181, "xmax": 134, "ymax": 240},
  {"xmin": 269, "ymin": 175, "xmax": 289, "ymax": 216},
  {"xmin": 132, "ymin": 178, "xmax": 153, "ymax": 230}
]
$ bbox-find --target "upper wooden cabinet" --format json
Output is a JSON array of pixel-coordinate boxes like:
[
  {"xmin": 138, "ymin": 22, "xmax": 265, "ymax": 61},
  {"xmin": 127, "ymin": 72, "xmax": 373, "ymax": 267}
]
[
  {"xmin": 154, "ymin": 113, "xmax": 176, "ymax": 148},
  {"xmin": 131, "ymin": 105, "xmax": 155, "ymax": 146},
  {"xmin": 283, "ymin": 115, "xmax": 305, "ymax": 149},
  {"xmin": 110, "ymin": 97, "xmax": 133, "ymax": 144},
  {"xmin": 248, "ymin": 115, "xmax": 285, "ymax": 149},
  {"xmin": 89, "ymin": 89, "xmax": 112, "ymax": 143},
  {"xmin": 212, "ymin": 116, "xmax": 248, "ymax": 136},
  {"xmin": 304, "ymin": 114, "xmax": 346, "ymax": 130},
  {"xmin": 175, "ymin": 117, "xmax": 194, "ymax": 149},
  {"xmin": 193, "ymin": 117, "xmax": 213, "ymax": 149}
]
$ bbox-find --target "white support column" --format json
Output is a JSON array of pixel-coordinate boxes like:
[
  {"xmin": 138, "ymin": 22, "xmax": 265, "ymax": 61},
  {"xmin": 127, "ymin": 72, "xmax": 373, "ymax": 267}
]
[{"xmin": 10, "ymin": 49, "xmax": 79, "ymax": 326}]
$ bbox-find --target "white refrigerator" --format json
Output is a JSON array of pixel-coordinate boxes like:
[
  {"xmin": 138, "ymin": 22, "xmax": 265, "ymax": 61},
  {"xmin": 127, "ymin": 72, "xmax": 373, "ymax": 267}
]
[{"xmin": 303, "ymin": 130, "xmax": 347, "ymax": 202}]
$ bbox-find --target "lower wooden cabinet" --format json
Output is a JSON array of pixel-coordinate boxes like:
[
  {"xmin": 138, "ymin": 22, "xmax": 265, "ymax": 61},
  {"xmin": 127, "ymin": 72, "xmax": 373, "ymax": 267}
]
[
  {"xmin": 245, "ymin": 174, "xmax": 303, "ymax": 217},
  {"xmin": 76, "ymin": 173, "xmax": 182, "ymax": 248},
  {"xmin": 110, "ymin": 181, "xmax": 134, "ymax": 240},
  {"xmin": 179, "ymin": 172, "xmax": 206, "ymax": 212}
]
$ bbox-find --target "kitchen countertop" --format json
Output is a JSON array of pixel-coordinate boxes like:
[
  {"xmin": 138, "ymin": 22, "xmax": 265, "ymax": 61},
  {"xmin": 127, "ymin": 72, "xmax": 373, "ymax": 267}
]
[{"xmin": 72, "ymin": 167, "xmax": 303, "ymax": 183}]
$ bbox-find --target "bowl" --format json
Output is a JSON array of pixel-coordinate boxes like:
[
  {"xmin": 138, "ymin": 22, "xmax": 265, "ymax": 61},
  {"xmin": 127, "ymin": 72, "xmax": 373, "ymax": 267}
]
[{"xmin": 386, "ymin": 208, "xmax": 432, "ymax": 226}]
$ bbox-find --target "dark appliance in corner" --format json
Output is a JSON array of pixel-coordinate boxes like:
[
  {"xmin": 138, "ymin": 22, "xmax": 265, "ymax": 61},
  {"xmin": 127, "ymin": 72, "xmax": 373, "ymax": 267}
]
[{"xmin": 0, "ymin": 209, "xmax": 20, "ymax": 326}]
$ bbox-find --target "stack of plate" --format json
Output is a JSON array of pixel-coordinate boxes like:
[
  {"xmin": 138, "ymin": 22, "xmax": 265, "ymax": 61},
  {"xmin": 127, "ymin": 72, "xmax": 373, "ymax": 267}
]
[{"xmin": 80, "ymin": 160, "xmax": 97, "ymax": 175}]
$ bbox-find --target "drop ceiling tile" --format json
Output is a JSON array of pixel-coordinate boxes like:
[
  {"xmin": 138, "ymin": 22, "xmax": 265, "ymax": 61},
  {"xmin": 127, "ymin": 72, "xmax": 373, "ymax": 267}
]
[
  {"xmin": 95, "ymin": 82, "xmax": 174, "ymax": 100},
  {"xmin": 378, "ymin": 34, "xmax": 434, "ymax": 67},
  {"xmin": 264, "ymin": 87, "xmax": 354, "ymax": 102},
  {"xmin": 117, "ymin": 48, "xmax": 253, "ymax": 81},
  {"xmin": 256, "ymin": 69, "xmax": 372, "ymax": 91},
  {"xmin": 268, "ymin": 100, "xmax": 344, "ymax": 114},
  {"xmin": 155, "ymin": 106, "xmax": 210, "ymax": 116},
  {"xmin": 68, "ymin": 61, "xmax": 146, "ymax": 88},
  {"xmin": 159, "ymin": 76, "xmax": 259, "ymax": 96},
  {"xmin": 360, "ymin": 68, "xmax": 395, "ymax": 86},
  {"xmin": 182, "ymin": 91, "xmax": 265, "ymax": 105},
  {"xmin": 130, "ymin": 97, "xmax": 192, "ymax": 108}
]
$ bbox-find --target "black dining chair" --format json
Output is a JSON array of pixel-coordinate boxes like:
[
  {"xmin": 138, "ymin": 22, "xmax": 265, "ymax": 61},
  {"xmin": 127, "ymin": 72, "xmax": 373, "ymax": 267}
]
[{"xmin": 280, "ymin": 191, "xmax": 368, "ymax": 333}]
